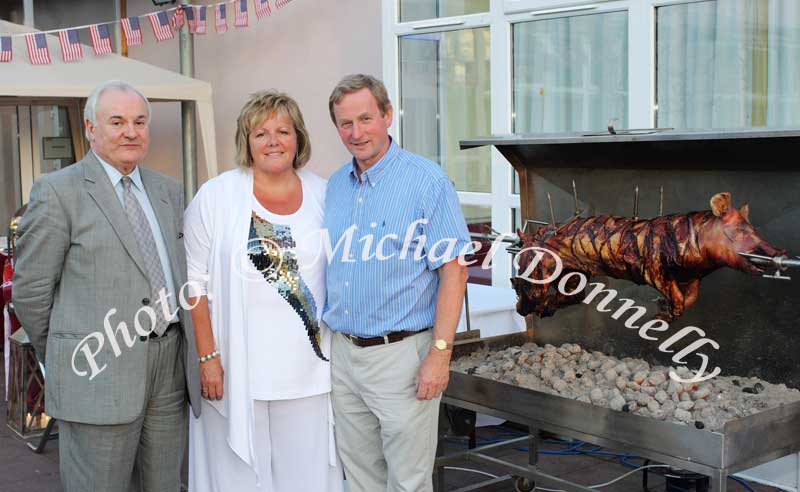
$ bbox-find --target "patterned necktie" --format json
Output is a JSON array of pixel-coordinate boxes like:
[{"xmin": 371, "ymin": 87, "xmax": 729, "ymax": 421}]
[{"xmin": 121, "ymin": 176, "xmax": 170, "ymax": 336}]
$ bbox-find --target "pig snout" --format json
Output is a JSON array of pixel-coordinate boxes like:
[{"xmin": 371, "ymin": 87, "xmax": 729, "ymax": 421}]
[{"xmin": 725, "ymin": 223, "xmax": 786, "ymax": 274}]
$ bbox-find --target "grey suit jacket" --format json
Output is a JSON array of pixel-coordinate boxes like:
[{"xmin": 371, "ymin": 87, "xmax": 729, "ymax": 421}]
[{"xmin": 12, "ymin": 152, "xmax": 201, "ymax": 424}]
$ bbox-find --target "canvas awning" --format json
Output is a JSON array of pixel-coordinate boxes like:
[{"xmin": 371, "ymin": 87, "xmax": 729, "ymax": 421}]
[{"xmin": 0, "ymin": 20, "xmax": 218, "ymax": 178}]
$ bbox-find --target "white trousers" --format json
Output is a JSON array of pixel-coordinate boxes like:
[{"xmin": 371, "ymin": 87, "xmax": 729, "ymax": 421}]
[{"xmin": 189, "ymin": 393, "xmax": 343, "ymax": 492}]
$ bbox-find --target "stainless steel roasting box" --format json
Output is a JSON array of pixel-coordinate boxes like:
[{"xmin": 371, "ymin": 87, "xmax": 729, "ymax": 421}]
[{"xmin": 439, "ymin": 332, "xmax": 800, "ymax": 492}]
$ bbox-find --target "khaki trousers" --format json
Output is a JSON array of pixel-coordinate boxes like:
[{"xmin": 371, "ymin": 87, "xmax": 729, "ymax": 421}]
[{"xmin": 331, "ymin": 330, "xmax": 439, "ymax": 492}]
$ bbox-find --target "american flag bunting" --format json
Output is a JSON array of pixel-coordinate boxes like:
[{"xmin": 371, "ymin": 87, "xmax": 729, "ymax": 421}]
[
  {"xmin": 0, "ymin": 36, "xmax": 12, "ymax": 63},
  {"xmin": 215, "ymin": 3, "xmax": 228, "ymax": 33},
  {"xmin": 255, "ymin": 0, "xmax": 272, "ymax": 19},
  {"xmin": 57, "ymin": 29, "xmax": 83, "ymax": 62},
  {"xmin": 89, "ymin": 24, "xmax": 113, "ymax": 55},
  {"xmin": 195, "ymin": 6, "xmax": 208, "ymax": 34},
  {"xmin": 276, "ymin": 0, "xmax": 292, "ymax": 8},
  {"xmin": 184, "ymin": 6, "xmax": 197, "ymax": 33},
  {"xmin": 25, "ymin": 33, "xmax": 51, "ymax": 65},
  {"xmin": 170, "ymin": 6, "xmax": 185, "ymax": 30},
  {"xmin": 149, "ymin": 11, "xmax": 175, "ymax": 42},
  {"xmin": 121, "ymin": 17, "xmax": 143, "ymax": 46},
  {"xmin": 235, "ymin": 0, "xmax": 248, "ymax": 28}
]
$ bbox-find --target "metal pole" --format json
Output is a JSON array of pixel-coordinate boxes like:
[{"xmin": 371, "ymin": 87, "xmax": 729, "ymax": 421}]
[
  {"xmin": 179, "ymin": 0, "xmax": 197, "ymax": 202},
  {"xmin": 23, "ymin": 0, "xmax": 34, "ymax": 27},
  {"xmin": 113, "ymin": 0, "xmax": 123, "ymax": 54}
]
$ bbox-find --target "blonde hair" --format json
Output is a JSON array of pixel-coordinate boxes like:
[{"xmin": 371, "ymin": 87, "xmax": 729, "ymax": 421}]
[
  {"xmin": 234, "ymin": 90, "xmax": 311, "ymax": 169},
  {"xmin": 328, "ymin": 74, "xmax": 391, "ymax": 124}
]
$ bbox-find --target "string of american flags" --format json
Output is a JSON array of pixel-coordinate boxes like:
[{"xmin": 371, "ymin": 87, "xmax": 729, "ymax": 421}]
[{"xmin": 0, "ymin": 0, "xmax": 289, "ymax": 65}]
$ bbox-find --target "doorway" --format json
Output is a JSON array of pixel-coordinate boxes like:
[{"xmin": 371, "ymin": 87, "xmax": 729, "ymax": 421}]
[{"xmin": 0, "ymin": 100, "xmax": 85, "ymax": 232}]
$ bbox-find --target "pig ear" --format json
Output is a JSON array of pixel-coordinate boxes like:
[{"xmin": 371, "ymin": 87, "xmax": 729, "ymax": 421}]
[
  {"xmin": 739, "ymin": 203, "xmax": 750, "ymax": 223},
  {"xmin": 710, "ymin": 192, "xmax": 731, "ymax": 217}
]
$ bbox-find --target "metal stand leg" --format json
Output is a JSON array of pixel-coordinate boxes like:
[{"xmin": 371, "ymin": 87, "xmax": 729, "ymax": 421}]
[
  {"xmin": 529, "ymin": 429, "xmax": 539, "ymax": 467},
  {"xmin": 709, "ymin": 469, "xmax": 727, "ymax": 492},
  {"xmin": 27, "ymin": 417, "xmax": 57, "ymax": 453}
]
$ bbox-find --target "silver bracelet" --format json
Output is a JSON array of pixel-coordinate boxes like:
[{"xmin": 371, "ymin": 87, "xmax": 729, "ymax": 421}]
[{"xmin": 198, "ymin": 350, "xmax": 220, "ymax": 363}]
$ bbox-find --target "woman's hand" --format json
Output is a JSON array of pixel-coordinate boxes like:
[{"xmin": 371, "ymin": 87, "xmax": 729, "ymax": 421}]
[{"xmin": 200, "ymin": 357, "xmax": 224, "ymax": 400}]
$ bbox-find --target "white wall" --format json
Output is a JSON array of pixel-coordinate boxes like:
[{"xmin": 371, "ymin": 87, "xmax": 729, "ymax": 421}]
[
  {"xmin": 126, "ymin": 0, "xmax": 382, "ymax": 182},
  {"xmin": 26, "ymin": 0, "xmax": 382, "ymax": 182}
]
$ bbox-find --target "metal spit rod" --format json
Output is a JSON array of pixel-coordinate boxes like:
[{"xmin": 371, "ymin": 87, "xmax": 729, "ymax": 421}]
[{"xmin": 737, "ymin": 252, "xmax": 800, "ymax": 280}]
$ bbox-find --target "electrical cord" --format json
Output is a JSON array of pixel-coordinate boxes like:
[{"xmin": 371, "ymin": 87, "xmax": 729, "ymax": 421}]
[
  {"xmin": 729, "ymin": 476, "xmax": 761, "ymax": 492},
  {"xmin": 446, "ymin": 427, "xmax": 764, "ymax": 492},
  {"xmin": 442, "ymin": 466, "xmax": 499, "ymax": 479},
  {"xmin": 531, "ymin": 465, "xmax": 673, "ymax": 492}
]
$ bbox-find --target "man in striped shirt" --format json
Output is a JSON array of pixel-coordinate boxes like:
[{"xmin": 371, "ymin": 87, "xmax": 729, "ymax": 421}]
[{"xmin": 324, "ymin": 74, "xmax": 471, "ymax": 492}]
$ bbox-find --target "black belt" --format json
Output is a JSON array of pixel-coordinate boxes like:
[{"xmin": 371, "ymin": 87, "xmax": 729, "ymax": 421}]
[
  {"xmin": 146, "ymin": 322, "xmax": 180, "ymax": 340},
  {"xmin": 344, "ymin": 327, "xmax": 430, "ymax": 348}
]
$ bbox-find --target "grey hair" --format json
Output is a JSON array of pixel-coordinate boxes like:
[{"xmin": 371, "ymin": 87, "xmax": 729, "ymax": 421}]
[{"xmin": 84, "ymin": 80, "xmax": 151, "ymax": 139}]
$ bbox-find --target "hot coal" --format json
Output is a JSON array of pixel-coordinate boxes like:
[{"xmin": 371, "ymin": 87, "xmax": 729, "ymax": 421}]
[{"xmin": 451, "ymin": 342, "xmax": 800, "ymax": 432}]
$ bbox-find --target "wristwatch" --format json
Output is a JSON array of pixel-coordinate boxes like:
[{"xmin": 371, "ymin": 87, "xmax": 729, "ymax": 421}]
[{"xmin": 432, "ymin": 338, "xmax": 452, "ymax": 351}]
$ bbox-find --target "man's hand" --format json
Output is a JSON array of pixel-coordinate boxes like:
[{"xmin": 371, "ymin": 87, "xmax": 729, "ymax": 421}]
[
  {"xmin": 415, "ymin": 348, "xmax": 452, "ymax": 400},
  {"xmin": 200, "ymin": 358, "xmax": 224, "ymax": 401}
]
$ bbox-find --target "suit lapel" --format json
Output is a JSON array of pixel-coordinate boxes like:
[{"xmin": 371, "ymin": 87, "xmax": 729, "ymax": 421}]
[
  {"xmin": 83, "ymin": 153, "xmax": 149, "ymax": 279},
  {"xmin": 140, "ymin": 169, "xmax": 181, "ymax": 282}
]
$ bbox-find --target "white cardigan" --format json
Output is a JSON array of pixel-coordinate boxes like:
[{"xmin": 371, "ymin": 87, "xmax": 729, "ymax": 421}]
[{"xmin": 183, "ymin": 167, "xmax": 335, "ymax": 471}]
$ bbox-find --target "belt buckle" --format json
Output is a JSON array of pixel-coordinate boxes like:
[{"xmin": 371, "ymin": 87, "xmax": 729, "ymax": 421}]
[{"xmin": 383, "ymin": 335, "xmax": 390, "ymax": 344}]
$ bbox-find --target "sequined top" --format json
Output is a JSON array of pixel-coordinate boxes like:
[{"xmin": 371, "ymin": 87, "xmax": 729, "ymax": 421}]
[
  {"xmin": 242, "ymin": 173, "xmax": 330, "ymax": 401},
  {"xmin": 248, "ymin": 210, "xmax": 326, "ymax": 362}
]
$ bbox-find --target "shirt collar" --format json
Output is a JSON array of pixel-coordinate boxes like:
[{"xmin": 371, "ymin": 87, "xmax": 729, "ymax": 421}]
[
  {"xmin": 95, "ymin": 151, "xmax": 144, "ymax": 191},
  {"xmin": 348, "ymin": 137, "xmax": 399, "ymax": 187}
]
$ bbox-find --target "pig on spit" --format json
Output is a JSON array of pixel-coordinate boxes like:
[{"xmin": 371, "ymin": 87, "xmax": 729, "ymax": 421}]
[{"xmin": 511, "ymin": 192, "xmax": 785, "ymax": 322}]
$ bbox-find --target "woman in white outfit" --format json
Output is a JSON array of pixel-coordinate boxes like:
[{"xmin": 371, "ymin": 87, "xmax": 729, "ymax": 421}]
[{"xmin": 184, "ymin": 90, "xmax": 342, "ymax": 492}]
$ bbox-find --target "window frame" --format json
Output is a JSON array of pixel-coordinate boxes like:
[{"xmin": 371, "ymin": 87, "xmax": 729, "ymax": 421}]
[{"xmin": 382, "ymin": 1, "xmax": 696, "ymax": 287}]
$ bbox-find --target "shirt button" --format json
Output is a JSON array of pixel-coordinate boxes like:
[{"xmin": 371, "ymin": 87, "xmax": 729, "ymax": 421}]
[
  {"xmin": 344, "ymin": 310, "xmax": 349, "ymax": 315},
  {"xmin": 142, "ymin": 298, "xmax": 150, "ymax": 305},
  {"xmin": 357, "ymin": 197, "xmax": 363, "ymax": 203},
  {"xmin": 344, "ymin": 281, "xmax": 349, "ymax": 287}
]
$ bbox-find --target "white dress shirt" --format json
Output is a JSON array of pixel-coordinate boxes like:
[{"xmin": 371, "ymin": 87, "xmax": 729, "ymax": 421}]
[{"xmin": 96, "ymin": 153, "xmax": 179, "ymax": 322}]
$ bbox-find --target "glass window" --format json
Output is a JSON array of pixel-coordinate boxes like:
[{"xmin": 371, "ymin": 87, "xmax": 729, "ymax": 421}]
[
  {"xmin": 462, "ymin": 204, "xmax": 491, "ymax": 285},
  {"xmin": 512, "ymin": 11, "xmax": 629, "ymax": 133},
  {"xmin": 511, "ymin": 207, "xmax": 522, "ymax": 233},
  {"xmin": 0, "ymin": 107, "xmax": 21, "ymax": 228},
  {"xmin": 400, "ymin": 28, "xmax": 491, "ymax": 192},
  {"xmin": 32, "ymin": 106, "xmax": 75, "ymax": 176},
  {"xmin": 0, "ymin": 1, "xmax": 24, "ymax": 24},
  {"xmin": 656, "ymin": 0, "xmax": 800, "ymax": 129},
  {"xmin": 399, "ymin": 0, "xmax": 489, "ymax": 23}
]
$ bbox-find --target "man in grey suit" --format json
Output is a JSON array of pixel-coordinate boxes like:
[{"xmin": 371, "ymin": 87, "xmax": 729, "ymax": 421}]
[{"xmin": 12, "ymin": 80, "xmax": 200, "ymax": 492}]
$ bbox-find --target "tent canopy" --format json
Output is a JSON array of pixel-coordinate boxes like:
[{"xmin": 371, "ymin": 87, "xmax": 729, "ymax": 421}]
[{"xmin": 0, "ymin": 20, "xmax": 217, "ymax": 177}]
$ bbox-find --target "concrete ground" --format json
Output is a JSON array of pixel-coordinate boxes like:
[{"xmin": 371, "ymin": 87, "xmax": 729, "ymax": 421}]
[{"xmin": 0, "ymin": 359, "xmax": 783, "ymax": 492}]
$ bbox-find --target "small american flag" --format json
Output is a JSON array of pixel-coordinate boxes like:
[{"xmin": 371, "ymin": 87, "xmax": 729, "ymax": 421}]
[
  {"xmin": 149, "ymin": 11, "xmax": 175, "ymax": 42},
  {"xmin": 0, "ymin": 36, "xmax": 12, "ymax": 63},
  {"xmin": 184, "ymin": 6, "xmax": 197, "ymax": 33},
  {"xmin": 195, "ymin": 6, "xmax": 208, "ymax": 34},
  {"xmin": 234, "ymin": 0, "xmax": 248, "ymax": 28},
  {"xmin": 89, "ymin": 24, "xmax": 113, "ymax": 56},
  {"xmin": 255, "ymin": 0, "xmax": 272, "ymax": 19},
  {"xmin": 57, "ymin": 29, "xmax": 83, "ymax": 62},
  {"xmin": 121, "ymin": 17, "xmax": 143, "ymax": 46},
  {"xmin": 170, "ymin": 6, "xmax": 185, "ymax": 31},
  {"xmin": 25, "ymin": 33, "xmax": 51, "ymax": 65},
  {"xmin": 276, "ymin": 0, "xmax": 292, "ymax": 8},
  {"xmin": 215, "ymin": 3, "xmax": 228, "ymax": 34}
]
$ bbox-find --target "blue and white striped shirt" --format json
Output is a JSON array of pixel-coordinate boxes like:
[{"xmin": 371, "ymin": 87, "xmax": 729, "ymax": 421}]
[{"xmin": 322, "ymin": 139, "xmax": 471, "ymax": 337}]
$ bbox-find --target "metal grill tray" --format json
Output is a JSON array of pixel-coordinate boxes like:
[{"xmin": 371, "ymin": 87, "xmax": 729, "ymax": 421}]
[{"xmin": 445, "ymin": 333, "xmax": 800, "ymax": 476}]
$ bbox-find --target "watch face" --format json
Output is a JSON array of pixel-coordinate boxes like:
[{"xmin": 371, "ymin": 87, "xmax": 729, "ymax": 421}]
[{"xmin": 434, "ymin": 339, "xmax": 447, "ymax": 350}]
